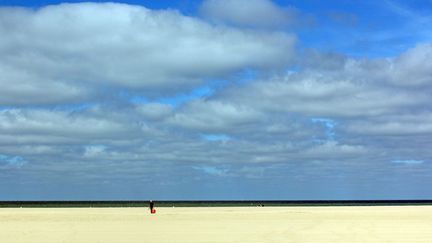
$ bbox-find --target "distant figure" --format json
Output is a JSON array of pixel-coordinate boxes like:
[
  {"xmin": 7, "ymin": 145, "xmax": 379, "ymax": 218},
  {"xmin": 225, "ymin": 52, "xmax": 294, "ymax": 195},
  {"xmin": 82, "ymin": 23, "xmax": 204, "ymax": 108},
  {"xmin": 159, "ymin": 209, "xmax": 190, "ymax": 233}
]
[{"xmin": 149, "ymin": 200, "xmax": 156, "ymax": 214}]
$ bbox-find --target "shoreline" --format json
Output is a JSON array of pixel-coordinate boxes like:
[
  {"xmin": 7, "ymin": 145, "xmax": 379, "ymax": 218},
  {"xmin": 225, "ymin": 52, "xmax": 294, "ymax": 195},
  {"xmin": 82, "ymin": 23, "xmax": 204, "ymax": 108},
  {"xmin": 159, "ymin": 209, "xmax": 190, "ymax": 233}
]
[{"xmin": 2, "ymin": 200, "xmax": 432, "ymax": 208}]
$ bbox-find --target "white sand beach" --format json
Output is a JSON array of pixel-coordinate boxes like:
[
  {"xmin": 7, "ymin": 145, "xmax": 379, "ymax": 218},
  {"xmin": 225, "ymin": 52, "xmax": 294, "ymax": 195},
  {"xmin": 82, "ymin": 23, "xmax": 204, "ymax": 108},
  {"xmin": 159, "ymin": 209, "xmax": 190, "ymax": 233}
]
[{"xmin": 1, "ymin": 206, "xmax": 431, "ymax": 242}]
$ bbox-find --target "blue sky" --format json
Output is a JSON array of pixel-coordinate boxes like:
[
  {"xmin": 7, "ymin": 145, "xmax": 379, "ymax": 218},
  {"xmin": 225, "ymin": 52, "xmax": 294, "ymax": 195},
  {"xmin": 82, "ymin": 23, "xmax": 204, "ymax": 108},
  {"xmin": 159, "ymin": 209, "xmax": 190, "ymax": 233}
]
[
  {"xmin": 0, "ymin": 0, "xmax": 432, "ymax": 200},
  {"xmin": 2, "ymin": 0, "xmax": 430, "ymax": 57}
]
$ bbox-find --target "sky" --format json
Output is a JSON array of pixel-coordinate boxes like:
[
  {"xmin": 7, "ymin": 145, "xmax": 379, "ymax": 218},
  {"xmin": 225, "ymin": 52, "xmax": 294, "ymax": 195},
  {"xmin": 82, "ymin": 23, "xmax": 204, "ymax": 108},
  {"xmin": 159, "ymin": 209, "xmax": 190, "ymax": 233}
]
[{"xmin": 0, "ymin": 0, "xmax": 431, "ymax": 200}]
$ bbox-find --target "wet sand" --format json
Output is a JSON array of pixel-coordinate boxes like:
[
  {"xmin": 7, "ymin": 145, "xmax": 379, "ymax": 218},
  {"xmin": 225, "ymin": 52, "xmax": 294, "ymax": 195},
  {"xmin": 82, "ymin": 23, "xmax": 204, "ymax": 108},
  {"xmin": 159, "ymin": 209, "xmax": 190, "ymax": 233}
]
[{"xmin": 1, "ymin": 206, "xmax": 431, "ymax": 242}]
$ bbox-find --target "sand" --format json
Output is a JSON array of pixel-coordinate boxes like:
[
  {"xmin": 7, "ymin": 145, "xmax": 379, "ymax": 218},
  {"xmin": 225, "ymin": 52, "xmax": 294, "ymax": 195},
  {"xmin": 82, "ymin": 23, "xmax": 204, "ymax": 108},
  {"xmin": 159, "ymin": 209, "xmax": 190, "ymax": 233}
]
[{"xmin": 1, "ymin": 206, "xmax": 432, "ymax": 242}]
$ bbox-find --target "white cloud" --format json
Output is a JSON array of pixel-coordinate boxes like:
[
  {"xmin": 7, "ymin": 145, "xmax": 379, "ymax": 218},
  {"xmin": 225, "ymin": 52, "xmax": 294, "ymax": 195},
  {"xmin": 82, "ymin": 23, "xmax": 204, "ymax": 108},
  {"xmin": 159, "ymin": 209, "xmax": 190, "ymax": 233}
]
[
  {"xmin": 1, "ymin": 43, "xmax": 430, "ymax": 171},
  {"xmin": 135, "ymin": 103, "xmax": 173, "ymax": 121},
  {"xmin": 168, "ymin": 100, "xmax": 263, "ymax": 132},
  {"xmin": 304, "ymin": 141, "xmax": 367, "ymax": 158},
  {"xmin": 1, "ymin": 2, "xmax": 432, "ymax": 196},
  {"xmin": 390, "ymin": 43, "xmax": 432, "ymax": 86},
  {"xmin": 213, "ymin": 44, "xmax": 432, "ymax": 119},
  {"xmin": 0, "ymin": 3, "xmax": 296, "ymax": 105},
  {"xmin": 83, "ymin": 145, "xmax": 107, "ymax": 158},
  {"xmin": 0, "ymin": 65, "xmax": 89, "ymax": 105},
  {"xmin": 346, "ymin": 113, "xmax": 432, "ymax": 135},
  {"xmin": 0, "ymin": 108, "xmax": 135, "ymax": 142},
  {"xmin": 221, "ymin": 72, "xmax": 424, "ymax": 118}
]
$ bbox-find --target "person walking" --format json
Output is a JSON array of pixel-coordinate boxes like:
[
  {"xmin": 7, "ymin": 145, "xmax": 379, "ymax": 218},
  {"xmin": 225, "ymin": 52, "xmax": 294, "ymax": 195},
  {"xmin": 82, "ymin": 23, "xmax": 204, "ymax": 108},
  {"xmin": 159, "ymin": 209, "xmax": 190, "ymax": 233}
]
[{"xmin": 149, "ymin": 200, "xmax": 155, "ymax": 213}]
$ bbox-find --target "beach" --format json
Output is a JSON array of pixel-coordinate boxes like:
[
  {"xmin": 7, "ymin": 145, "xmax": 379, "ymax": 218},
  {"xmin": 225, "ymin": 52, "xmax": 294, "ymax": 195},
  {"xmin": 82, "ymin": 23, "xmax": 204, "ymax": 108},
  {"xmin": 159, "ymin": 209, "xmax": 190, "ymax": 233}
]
[{"xmin": 1, "ymin": 206, "xmax": 431, "ymax": 242}]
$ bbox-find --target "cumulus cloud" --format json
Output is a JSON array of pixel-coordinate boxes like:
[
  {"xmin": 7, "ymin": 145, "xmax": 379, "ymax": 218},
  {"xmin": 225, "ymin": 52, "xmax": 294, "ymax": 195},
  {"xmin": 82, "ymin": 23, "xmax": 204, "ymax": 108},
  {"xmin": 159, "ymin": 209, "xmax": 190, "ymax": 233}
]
[
  {"xmin": 0, "ymin": 64, "xmax": 89, "ymax": 105},
  {"xmin": 217, "ymin": 72, "xmax": 423, "ymax": 118},
  {"xmin": 156, "ymin": 43, "xmax": 432, "ymax": 169},
  {"xmin": 303, "ymin": 141, "xmax": 367, "ymax": 158},
  {"xmin": 168, "ymin": 100, "xmax": 263, "ymax": 132},
  {"xmin": 346, "ymin": 112, "xmax": 432, "ymax": 136},
  {"xmin": 1, "ymin": 2, "xmax": 432, "ymax": 199},
  {"xmin": 0, "ymin": 108, "xmax": 133, "ymax": 140},
  {"xmin": 83, "ymin": 145, "xmax": 107, "ymax": 158},
  {"xmin": 211, "ymin": 44, "xmax": 432, "ymax": 119},
  {"xmin": 135, "ymin": 103, "xmax": 173, "ymax": 121},
  {"xmin": 199, "ymin": 0, "xmax": 300, "ymax": 28},
  {"xmin": 390, "ymin": 43, "xmax": 432, "ymax": 86},
  {"xmin": 0, "ymin": 3, "xmax": 296, "ymax": 105},
  {"xmin": 1, "ymin": 43, "xmax": 430, "ymax": 173}
]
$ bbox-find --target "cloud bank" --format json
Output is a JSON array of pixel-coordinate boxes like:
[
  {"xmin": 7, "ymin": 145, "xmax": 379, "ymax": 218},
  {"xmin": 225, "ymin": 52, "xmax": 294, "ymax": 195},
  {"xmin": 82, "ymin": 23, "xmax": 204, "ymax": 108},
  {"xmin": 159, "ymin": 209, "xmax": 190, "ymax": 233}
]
[{"xmin": 1, "ymin": 1, "xmax": 431, "ymax": 199}]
